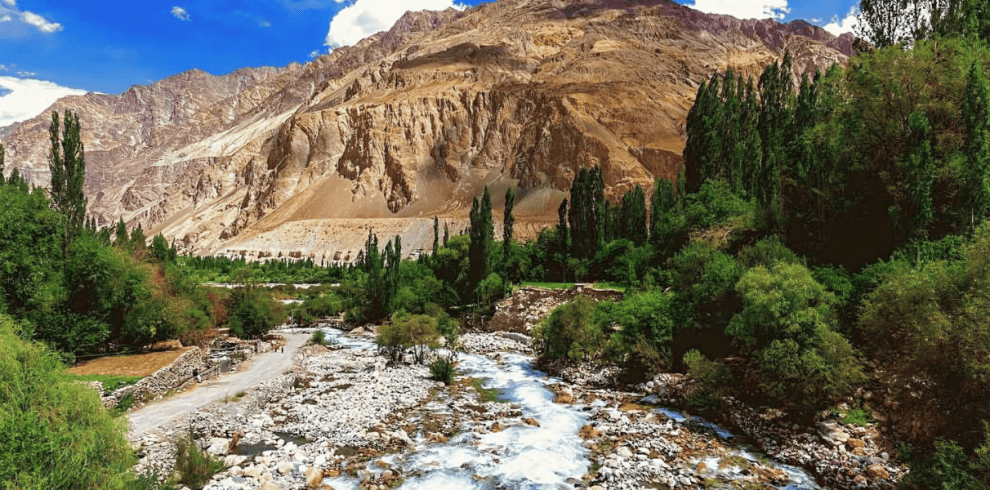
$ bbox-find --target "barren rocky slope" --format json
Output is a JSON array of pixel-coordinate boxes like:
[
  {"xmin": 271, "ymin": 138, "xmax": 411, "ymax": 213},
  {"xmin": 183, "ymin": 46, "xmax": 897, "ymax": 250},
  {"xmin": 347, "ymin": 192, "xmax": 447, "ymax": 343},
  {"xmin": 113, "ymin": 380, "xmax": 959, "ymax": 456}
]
[{"xmin": 0, "ymin": 0, "xmax": 852, "ymax": 262}]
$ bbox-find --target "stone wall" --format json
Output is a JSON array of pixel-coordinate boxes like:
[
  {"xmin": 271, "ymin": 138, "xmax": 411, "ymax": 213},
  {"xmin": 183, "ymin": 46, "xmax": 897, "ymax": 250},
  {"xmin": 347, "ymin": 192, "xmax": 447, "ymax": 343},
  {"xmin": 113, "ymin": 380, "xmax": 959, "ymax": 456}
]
[
  {"xmin": 102, "ymin": 347, "xmax": 208, "ymax": 409},
  {"xmin": 487, "ymin": 287, "xmax": 624, "ymax": 333}
]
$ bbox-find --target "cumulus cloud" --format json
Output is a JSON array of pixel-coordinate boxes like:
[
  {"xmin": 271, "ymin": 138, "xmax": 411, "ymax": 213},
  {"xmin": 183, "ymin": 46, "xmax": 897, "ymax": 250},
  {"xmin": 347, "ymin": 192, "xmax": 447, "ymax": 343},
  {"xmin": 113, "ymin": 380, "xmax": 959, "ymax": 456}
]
[
  {"xmin": 171, "ymin": 6, "xmax": 191, "ymax": 21},
  {"xmin": 685, "ymin": 0, "xmax": 790, "ymax": 21},
  {"xmin": 259, "ymin": 19, "xmax": 272, "ymax": 27},
  {"xmin": 20, "ymin": 11, "xmax": 62, "ymax": 33},
  {"xmin": 0, "ymin": 1, "xmax": 64, "ymax": 34},
  {"xmin": 0, "ymin": 76, "xmax": 89, "ymax": 128},
  {"xmin": 323, "ymin": 0, "xmax": 465, "ymax": 48},
  {"xmin": 823, "ymin": 7, "xmax": 859, "ymax": 36},
  {"xmin": 309, "ymin": 50, "xmax": 321, "ymax": 58}
]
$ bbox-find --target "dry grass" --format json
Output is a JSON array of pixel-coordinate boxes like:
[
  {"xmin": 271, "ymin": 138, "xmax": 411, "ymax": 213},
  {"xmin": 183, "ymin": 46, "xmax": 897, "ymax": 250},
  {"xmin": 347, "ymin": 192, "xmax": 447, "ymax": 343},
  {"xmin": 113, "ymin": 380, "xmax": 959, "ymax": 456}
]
[{"xmin": 69, "ymin": 347, "xmax": 191, "ymax": 377}]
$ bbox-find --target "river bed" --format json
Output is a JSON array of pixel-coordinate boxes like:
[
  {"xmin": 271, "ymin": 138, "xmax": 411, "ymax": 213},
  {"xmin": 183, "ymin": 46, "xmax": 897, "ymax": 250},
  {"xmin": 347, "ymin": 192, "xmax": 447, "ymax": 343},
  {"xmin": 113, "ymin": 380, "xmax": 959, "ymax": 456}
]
[{"xmin": 317, "ymin": 327, "xmax": 820, "ymax": 490}]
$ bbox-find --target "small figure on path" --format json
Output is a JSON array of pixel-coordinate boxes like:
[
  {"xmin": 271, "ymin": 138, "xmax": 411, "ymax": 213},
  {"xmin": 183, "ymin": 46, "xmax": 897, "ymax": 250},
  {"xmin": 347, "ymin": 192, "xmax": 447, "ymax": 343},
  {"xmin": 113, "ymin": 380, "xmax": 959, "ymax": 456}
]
[{"xmin": 193, "ymin": 368, "xmax": 201, "ymax": 383}]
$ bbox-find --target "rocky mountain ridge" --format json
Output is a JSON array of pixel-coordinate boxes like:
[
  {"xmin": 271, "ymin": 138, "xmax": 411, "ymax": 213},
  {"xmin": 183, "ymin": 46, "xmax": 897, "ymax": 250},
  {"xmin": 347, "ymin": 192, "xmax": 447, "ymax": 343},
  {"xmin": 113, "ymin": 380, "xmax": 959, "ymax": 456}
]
[{"xmin": 0, "ymin": 0, "xmax": 853, "ymax": 262}]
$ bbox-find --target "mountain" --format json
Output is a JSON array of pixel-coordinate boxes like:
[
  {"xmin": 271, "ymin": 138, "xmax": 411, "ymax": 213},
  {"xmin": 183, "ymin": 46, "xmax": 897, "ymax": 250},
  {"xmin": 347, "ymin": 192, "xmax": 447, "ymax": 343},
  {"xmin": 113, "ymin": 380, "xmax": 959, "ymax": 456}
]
[{"xmin": 0, "ymin": 0, "xmax": 853, "ymax": 263}]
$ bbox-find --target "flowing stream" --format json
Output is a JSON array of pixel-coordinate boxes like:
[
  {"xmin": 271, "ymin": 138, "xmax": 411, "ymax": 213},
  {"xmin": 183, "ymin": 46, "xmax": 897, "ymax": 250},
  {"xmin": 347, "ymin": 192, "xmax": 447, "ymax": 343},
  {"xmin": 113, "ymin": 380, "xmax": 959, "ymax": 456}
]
[{"xmin": 317, "ymin": 328, "xmax": 820, "ymax": 490}]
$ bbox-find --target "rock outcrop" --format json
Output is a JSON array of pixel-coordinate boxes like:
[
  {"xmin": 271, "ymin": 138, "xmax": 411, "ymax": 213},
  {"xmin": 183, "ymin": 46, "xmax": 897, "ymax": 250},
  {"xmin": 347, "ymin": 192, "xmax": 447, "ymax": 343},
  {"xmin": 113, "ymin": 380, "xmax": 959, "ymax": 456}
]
[{"xmin": 0, "ymin": 0, "xmax": 853, "ymax": 261}]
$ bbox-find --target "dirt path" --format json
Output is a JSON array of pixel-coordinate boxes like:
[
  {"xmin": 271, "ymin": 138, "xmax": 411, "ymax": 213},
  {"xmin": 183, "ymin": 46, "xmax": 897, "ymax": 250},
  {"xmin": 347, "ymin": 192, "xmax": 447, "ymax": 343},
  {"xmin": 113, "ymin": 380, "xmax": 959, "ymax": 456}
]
[{"xmin": 128, "ymin": 332, "xmax": 308, "ymax": 438}]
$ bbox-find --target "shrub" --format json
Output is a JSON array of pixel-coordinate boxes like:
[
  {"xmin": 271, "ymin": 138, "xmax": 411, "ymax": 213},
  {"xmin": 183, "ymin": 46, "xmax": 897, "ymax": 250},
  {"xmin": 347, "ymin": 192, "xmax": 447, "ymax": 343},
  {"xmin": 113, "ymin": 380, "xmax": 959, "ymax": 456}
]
[
  {"xmin": 536, "ymin": 296, "xmax": 604, "ymax": 362},
  {"xmin": 728, "ymin": 263, "xmax": 864, "ymax": 406},
  {"xmin": 310, "ymin": 330, "xmax": 327, "ymax": 346},
  {"xmin": 376, "ymin": 312, "xmax": 440, "ymax": 364},
  {"xmin": 429, "ymin": 357, "xmax": 456, "ymax": 385},
  {"xmin": 0, "ymin": 315, "xmax": 145, "ymax": 489},
  {"xmin": 168, "ymin": 434, "xmax": 227, "ymax": 489},
  {"xmin": 684, "ymin": 349, "xmax": 733, "ymax": 415},
  {"xmin": 901, "ymin": 425, "xmax": 990, "ymax": 490},
  {"xmin": 606, "ymin": 290, "xmax": 677, "ymax": 368}
]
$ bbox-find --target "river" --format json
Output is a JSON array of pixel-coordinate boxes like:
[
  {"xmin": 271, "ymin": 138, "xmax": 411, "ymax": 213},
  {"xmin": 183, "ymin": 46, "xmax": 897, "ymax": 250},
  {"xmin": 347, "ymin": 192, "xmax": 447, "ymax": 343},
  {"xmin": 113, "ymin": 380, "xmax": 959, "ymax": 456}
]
[{"xmin": 317, "ymin": 327, "xmax": 820, "ymax": 490}]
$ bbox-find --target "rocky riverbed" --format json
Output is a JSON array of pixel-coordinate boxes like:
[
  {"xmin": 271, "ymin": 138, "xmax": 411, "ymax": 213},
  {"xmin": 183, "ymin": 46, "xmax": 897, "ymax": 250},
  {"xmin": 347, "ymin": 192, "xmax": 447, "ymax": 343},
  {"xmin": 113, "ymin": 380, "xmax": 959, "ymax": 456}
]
[{"xmin": 133, "ymin": 328, "xmax": 900, "ymax": 490}]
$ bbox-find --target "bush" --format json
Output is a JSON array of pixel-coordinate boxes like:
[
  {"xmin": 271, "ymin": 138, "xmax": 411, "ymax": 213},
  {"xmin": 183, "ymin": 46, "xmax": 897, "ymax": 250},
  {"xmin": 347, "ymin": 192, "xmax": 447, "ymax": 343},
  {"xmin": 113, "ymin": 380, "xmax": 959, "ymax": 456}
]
[
  {"xmin": 310, "ymin": 330, "xmax": 327, "ymax": 346},
  {"xmin": 376, "ymin": 312, "xmax": 440, "ymax": 364},
  {"xmin": 168, "ymin": 434, "xmax": 227, "ymax": 489},
  {"xmin": 535, "ymin": 296, "xmax": 604, "ymax": 362},
  {"xmin": 0, "ymin": 315, "xmax": 145, "ymax": 489},
  {"xmin": 684, "ymin": 349, "xmax": 733, "ymax": 415},
  {"xmin": 429, "ymin": 357, "xmax": 456, "ymax": 385},
  {"xmin": 728, "ymin": 263, "xmax": 864, "ymax": 406},
  {"xmin": 902, "ymin": 425, "xmax": 990, "ymax": 490},
  {"xmin": 606, "ymin": 290, "xmax": 677, "ymax": 368}
]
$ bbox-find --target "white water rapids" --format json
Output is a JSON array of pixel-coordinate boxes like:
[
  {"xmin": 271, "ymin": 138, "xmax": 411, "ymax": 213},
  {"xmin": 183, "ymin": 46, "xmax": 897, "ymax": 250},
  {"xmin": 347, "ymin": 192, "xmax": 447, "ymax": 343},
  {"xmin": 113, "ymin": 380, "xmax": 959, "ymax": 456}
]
[{"xmin": 318, "ymin": 328, "xmax": 820, "ymax": 489}]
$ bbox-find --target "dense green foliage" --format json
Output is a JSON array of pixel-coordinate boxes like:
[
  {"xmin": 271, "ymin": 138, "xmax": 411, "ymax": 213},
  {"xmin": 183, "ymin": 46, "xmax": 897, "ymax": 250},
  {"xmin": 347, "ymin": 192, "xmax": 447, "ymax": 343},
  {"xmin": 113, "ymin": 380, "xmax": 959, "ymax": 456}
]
[
  {"xmin": 534, "ymin": 296, "xmax": 603, "ymax": 362},
  {"xmin": 0, "ymin": 316, "xmax": 146, "ymax": 490},
  {"xmin": 0, "ymin": 112, "xmax": 286, "ymax": 356}
]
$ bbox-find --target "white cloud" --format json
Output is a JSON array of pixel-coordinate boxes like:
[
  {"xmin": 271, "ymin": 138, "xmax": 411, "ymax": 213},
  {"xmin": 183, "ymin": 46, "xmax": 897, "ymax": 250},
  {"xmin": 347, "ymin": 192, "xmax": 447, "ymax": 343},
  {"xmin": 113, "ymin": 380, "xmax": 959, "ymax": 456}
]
[
  {"xmin": 1, "ymin": 0, "xmax": 14, "ymax": 6},
  {"xmin": 0, "ymin": 14, "xmax": 11, "ymax": 22},
  {"xmin": 0, "ymin": 76, "xmax": 89, "ymax": 128},
  {"xmin": 309, "ymin": 50, "xmax": 321, "ymax": 58},
  {"xmin": 823, "ymin": 7, "xmax": 859, "ymax": 36},
  {"xmin": 171, "ymin": 6, "xmax": 191, "ymax": 21},
  {"xmin": 20, "ymin": 10, "xmax": 62, "ymax": 32},
  {"xmin": 323, "ymin": 0, "xmax": 465, "ymax": 48},
  {"xmin": 685, "ymin": 0, "xmax": 790, "ymax": 21},
  {"xmin": 259, "ymin": 19, "xmax": 272, "ymax": 27}
]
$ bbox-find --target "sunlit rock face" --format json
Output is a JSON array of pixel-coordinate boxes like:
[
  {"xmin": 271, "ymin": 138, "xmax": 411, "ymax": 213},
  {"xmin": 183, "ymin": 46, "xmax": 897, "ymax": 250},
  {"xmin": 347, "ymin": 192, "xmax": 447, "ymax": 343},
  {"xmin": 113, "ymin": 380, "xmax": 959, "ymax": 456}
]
[{"xmin": 0, "ymin": 0, "xmax": 851, "ymax": 262}]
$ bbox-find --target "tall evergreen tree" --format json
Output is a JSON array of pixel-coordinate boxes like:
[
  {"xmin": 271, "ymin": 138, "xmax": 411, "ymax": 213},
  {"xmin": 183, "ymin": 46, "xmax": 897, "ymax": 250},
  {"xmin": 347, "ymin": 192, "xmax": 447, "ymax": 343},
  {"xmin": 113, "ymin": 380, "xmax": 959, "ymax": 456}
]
[
  {"xmin": 906, "ymin": 111, "xmax": 936, "ymax": 236},
  {"xmin": 620, "ymin": 185, "xmax": 647, "ymax": 245},
  {"xmin": 557, "ymin": 198, "xmax": 569, "ymax": 255},
  {"xmin": 469, "ymin": 188, "xmax": 494, "ymax": 292},
  {"xmin": 443, "ymin": 221, "xmax": 450, "ymax": 247},
  {"xmin": 48, "ymin": 110, "xmax": 88, "ymax": 257},
  {"xmin": 0, "ymin": 142, "xmax": 5, "ymax": 186},
  {"xmin": 503, "ymin": 187, "xmax": 515, "ymax": 258},
  {"xmin": 568, "ymin": 167, "xmax": 606, "ymax": 259},
  {"xmin": 114, "ymin": 218, "xmax": 128, "ymax": 247},
  {"xmin": 650, "ymin": 178, "xmax": 679, "ymax": 252},
  {"xmin": 433, "ymin": 216, "xmax": 440, "ymax": 256},
  {"xmin": 962, "ymin": 61, "xmax": 990, "ymax": 227}
]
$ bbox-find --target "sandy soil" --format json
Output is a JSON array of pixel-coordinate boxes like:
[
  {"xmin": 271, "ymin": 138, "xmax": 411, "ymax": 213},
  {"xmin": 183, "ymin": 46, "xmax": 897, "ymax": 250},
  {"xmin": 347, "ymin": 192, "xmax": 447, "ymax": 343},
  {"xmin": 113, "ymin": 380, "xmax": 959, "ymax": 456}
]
[{"xmin": 69, "ymin": 348, "xmax": 192, "ymax": 377}]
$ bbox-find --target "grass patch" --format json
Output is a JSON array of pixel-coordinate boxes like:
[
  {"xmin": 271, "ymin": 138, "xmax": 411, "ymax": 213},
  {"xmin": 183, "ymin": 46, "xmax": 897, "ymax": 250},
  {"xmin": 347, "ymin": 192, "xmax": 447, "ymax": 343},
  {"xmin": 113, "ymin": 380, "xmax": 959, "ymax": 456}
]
[
  {"xmin": 68, "ymin": 374, "xmax": 142, "ymax": 395},
  {"xmin": 593, "ymin": 281, "xmax": 627, "ymax": 292},
  {"xmin": 467, "ymin": 378, "xmax": 506, "ymax": 403},
  {"xmin": 164, "ymin": 434, "xmax": 227, "ymax": 489},
  {"xmin": 839, "ymin": 405, "xmax": 875, "ymax": 426},
  {"xmin": 112, "ymin": 392, "xmax": 137, "ymax": 416},
  {"xmin": 520, "ymin": 282, "xmax": 575, "ymax": 290}
]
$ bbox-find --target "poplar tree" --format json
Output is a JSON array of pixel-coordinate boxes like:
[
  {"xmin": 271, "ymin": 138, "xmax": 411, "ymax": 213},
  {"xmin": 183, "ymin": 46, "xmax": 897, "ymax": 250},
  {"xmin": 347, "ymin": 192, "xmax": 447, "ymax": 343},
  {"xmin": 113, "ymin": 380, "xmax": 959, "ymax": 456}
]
[
  {"xmin": 114, "ymin": 218, "xmax": 128, "ymax": 247},
  {"xmin": 433, "ymin": 216, "xmax": 440, "ymax": 256},
  {"xmin": 620, "ymin": 185, "xmax": 647, "ymax": 245},
  {"xmin": 469, "ymin": 187, "xmax": 494, "ymax": 291},
  {"xmin": 962, "ymin": 61, "xmax": 990, "ymax": 227},
  {"xmin": 48, "ymin": 110, "xmax": 88, "ymax": 257},
  {"xmin": 650, "ymin": 178, "xmax": 679, "ymax": 252},
  {"xmin": 906, "ymin": 111, "xmax": 935, "ymax": 236},
  {"xmin": 0, "ymin": 143, "xmax": 5, "ymax": 186},
  {"xmin": 503, "ymin": 187, "xmax": 515, "ymax": 258}
]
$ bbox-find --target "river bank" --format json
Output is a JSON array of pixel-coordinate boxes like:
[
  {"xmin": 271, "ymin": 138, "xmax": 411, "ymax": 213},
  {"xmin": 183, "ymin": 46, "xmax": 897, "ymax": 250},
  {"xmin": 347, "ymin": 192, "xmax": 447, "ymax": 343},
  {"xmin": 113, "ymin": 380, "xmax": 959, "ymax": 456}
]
[{"xmin": 132, "ymin": 326, "xmax": 897, "ymax": 490}]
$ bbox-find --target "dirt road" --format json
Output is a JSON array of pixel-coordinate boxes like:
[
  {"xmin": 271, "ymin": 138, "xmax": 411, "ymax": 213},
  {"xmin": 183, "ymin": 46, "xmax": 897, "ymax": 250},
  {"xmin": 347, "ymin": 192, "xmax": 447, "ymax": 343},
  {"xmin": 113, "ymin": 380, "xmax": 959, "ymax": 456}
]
[{"xmin": 128, "ymin": 332, "xmax": 308, "ymax": 437}]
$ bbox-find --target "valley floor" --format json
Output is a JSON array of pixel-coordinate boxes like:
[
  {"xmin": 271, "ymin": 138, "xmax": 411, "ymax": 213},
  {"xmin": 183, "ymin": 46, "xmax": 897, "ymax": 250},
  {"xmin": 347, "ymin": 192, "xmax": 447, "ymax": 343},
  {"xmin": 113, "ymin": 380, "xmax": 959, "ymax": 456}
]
[{"xmin": 128, "ymin": 326, "xmax": 902, "ymax": 490}]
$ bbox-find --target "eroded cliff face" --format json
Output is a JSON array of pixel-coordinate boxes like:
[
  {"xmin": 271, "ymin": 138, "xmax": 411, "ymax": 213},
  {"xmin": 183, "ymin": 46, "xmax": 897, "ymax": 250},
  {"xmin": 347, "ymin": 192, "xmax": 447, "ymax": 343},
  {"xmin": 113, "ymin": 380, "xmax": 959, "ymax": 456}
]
[{"xmin": 0, "ymin": 0, "xmax": 853, "ymax": 262}]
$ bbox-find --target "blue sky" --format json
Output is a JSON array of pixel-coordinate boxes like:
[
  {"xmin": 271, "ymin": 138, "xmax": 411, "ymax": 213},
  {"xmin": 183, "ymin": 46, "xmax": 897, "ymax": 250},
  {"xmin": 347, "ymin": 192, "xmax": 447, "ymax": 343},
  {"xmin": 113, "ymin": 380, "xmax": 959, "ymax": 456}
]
[{"xmin": 0, "ymin": 0, "xmax": 860, "ymax": 127}]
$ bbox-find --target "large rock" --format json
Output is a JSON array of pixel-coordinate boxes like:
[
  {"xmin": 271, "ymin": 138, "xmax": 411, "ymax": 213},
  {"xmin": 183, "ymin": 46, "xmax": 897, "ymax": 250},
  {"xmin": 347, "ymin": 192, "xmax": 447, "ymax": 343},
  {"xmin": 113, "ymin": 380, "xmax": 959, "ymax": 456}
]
[{"xmin": 304, "ymin": 466, "xmax": 324, "ymax": 488}]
